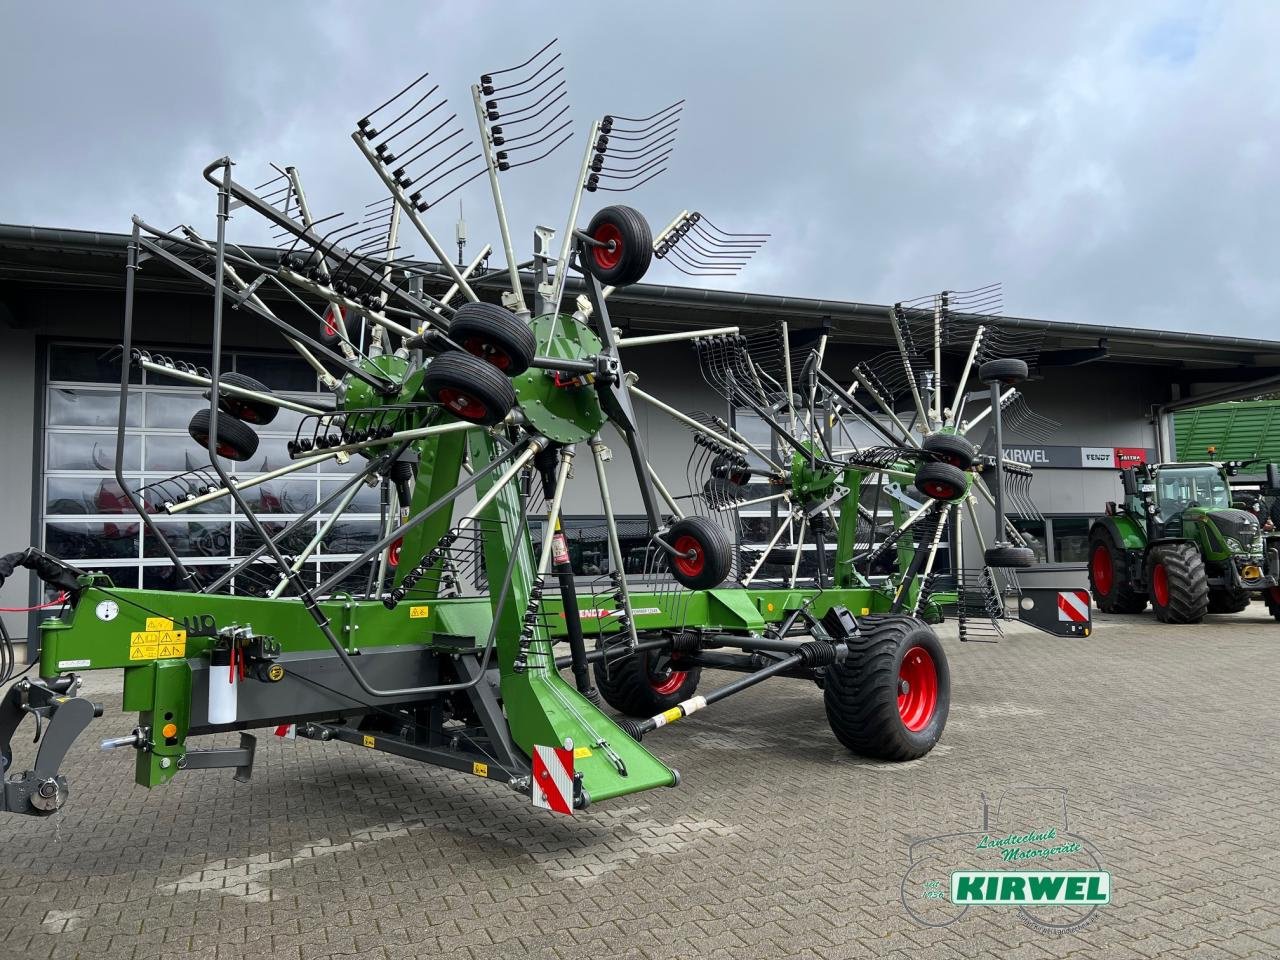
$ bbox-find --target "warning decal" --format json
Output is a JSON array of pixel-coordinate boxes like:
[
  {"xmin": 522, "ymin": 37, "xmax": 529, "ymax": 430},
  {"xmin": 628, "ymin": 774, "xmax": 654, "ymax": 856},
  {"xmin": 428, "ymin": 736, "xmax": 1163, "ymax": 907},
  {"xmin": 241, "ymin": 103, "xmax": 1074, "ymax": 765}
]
[
  {"xmin": 1057, "ymin": 590, "xmax": 1091, "ymax": 623},
  {"xmin": 129, "ymin": 626, "xmax": 187, "ymax": 660},
  {"xmin": 532, "ymin": 744, "xmax": 574, "ymax": 816}
]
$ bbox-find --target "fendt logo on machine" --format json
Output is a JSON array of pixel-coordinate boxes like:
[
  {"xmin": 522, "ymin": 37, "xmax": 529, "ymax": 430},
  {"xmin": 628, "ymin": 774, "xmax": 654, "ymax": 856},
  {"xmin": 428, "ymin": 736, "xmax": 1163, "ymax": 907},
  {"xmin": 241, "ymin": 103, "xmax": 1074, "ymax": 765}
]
[{"xmin": 951, "ymin": 871, "xmax": 1110, "ymax": 905}]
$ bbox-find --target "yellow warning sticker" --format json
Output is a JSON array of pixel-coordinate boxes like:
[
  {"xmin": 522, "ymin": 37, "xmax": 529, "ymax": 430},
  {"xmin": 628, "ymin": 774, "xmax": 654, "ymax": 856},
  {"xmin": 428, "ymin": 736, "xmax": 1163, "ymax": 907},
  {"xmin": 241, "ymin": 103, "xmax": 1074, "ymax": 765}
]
[
  {"xmin": 362, "ymin": 735, "xmax": 376, "ymax": 748},
  {"xmin": 128, "ymin": 628, "xmax": 187, "ymax": 661},
  {"xmin": 409, "ymin": 605, "xmax": 430, "ymax": 619},
  {"xmin": 573, "ymin": 746, "xmax": 592, "ymax": 760},
  {"xmin": 661, "ymin": 707, "xmax": 683, "ymax": 724},
  {"xmin": 472, "ymin": 761, "xmax": 488, "ymax": 778},
  {"xmin": 145, "ymin": 617, "xmax": 175, "ymax": 631}
]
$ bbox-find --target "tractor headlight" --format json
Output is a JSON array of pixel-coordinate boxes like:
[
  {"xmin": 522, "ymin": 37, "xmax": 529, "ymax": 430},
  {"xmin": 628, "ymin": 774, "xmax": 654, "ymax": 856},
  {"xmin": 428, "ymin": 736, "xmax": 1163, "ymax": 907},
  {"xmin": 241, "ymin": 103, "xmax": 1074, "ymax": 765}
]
[{"xmin": 1243, "ymin": 564, "xmax": 1263, "ymax": 581}]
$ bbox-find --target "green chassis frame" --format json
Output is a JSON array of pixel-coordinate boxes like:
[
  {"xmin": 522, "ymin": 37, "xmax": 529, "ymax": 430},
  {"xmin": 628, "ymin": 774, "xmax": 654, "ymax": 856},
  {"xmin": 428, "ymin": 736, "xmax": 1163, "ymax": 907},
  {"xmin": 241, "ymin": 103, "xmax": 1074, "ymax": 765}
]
[{"xmin": 27, "ymin": 415, "xmax": 947, "ymax": 808}]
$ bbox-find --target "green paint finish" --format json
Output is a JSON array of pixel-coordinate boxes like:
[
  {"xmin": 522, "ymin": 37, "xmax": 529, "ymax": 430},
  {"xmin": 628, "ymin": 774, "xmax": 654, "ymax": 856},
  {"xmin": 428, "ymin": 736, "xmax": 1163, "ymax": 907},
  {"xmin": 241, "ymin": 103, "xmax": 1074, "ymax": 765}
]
[
  {"xmin": 393, "ymin": 426, "xmax": 471, "ymax": 590},
  {"xmin": 466, "ymin": 430, "xmax": 676, "ymax": 801},
  {"xmin": 511, "ymin": 315, "xmax": 606, "ymax": 444},
  {"xmin": 134, "ymin": 659, "xmax": 191, "ymax": 787},
  {"xmin": 1175, "ymin": 399, "xmax": 1280, "ymax": 464}
]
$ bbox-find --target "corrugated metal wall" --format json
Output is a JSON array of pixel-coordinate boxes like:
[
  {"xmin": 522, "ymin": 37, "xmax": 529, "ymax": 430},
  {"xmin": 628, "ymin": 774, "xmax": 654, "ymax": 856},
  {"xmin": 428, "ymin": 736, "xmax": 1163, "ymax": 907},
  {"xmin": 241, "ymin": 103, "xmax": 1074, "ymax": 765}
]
[{"xmin": 1175, "ymin": 400, "xmax": 1280, "ymax": 461}]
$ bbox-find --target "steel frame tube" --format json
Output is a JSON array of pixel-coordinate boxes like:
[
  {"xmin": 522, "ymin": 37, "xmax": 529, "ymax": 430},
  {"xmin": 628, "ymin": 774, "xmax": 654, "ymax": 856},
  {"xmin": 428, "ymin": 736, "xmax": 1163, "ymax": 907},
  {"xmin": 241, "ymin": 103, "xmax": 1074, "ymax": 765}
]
[
  {"xmin": 626, "ymin": 383, "xmax": 750, "ymax": 455},
  {"xmin": 167, "ymin": 450, "xmax": 338, "ymax": 514},
  {"xmin": 138, "ymin": 358, "xmax": 326, "ymax": 417},
  {"xmin": 615, "ymin": 326, "xmax": 740, "ymax": 349},
  {"xmin": 548, "ymin": 119, "xmax": 599, "ymax": 318},
  {"xmin": 470, "ymin": 85, "xmax": 527, "ymax": 315},
  {"xmin": 589, "ymin": 434, "xmax": 640, "ymax": 649}
]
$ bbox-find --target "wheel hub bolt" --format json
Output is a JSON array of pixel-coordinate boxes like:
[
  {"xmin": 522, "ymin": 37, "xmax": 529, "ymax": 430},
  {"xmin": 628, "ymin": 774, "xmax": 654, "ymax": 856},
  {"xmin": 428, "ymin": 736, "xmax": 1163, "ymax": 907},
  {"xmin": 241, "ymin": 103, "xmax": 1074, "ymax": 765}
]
[{"xmin": 899, "ymin": 679, "xmax": 910, "ymax": 695}]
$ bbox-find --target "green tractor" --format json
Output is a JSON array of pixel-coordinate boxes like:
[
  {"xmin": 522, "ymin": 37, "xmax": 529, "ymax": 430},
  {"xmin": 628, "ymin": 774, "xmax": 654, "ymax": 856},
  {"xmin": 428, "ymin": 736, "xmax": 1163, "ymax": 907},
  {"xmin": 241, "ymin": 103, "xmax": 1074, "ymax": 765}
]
[{"xmin": 1087, "ymin": 461, "xmax": 1280, "ymax": 623}]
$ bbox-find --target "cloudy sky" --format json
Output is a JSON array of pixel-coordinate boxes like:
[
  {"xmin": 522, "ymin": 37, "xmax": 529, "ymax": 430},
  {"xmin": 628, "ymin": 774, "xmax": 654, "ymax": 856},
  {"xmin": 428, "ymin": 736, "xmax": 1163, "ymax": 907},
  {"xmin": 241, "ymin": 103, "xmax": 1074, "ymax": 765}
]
[{"xmin": 2, "ymin": 1, "xmax": 1276, "ymax": 335}]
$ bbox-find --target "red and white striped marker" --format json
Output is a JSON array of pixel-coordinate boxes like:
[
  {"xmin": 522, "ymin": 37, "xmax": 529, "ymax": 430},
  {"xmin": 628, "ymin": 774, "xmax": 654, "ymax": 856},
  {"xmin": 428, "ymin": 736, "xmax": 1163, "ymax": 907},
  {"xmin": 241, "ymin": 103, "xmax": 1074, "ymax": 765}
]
[
  {"xmin": 1057, "ymin": 590, "xmax": 1091, "ymax": 623},
  {"xmin": 531, "ymin": 741, "xmax": 575, "ymax": 816},
  {"xmin": 274, "ymin": 723, "xmax": 296, "ymax": 739}
]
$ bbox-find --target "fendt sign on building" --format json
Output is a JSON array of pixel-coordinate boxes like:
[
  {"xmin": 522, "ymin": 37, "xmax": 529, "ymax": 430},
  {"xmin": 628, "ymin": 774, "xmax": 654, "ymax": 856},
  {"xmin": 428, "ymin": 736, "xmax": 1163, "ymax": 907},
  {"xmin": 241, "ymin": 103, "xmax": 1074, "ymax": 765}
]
[{"xmin": 999, "ymin": 446, "xmax": 1155, "ymax": 470}]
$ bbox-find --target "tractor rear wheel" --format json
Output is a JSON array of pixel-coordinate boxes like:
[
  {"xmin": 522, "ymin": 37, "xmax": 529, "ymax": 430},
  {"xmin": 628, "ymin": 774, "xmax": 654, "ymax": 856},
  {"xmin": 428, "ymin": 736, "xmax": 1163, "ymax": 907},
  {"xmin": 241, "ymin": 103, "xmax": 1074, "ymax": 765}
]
[
  {"xmin": 593, "ymin": 642, "xmax": 701, "ymax": 718},
  {"xmin": 824, "ymin": 615, "xmax": 949, "ymax": 761},
  {"xmin": 1087, "ymin": 528, "xmax": 1147, "ymax": 613},
  {"xmin": 1147, "ymin": 543, "xmax": 1209, "ymax": 624},
  {"xmin": 1264, "ymin": 586, "xmax": 1280, "ymax": 622},
  {"xmin": 1207, "ymin": 587, "xmax": 1250, "ymax": 614}
]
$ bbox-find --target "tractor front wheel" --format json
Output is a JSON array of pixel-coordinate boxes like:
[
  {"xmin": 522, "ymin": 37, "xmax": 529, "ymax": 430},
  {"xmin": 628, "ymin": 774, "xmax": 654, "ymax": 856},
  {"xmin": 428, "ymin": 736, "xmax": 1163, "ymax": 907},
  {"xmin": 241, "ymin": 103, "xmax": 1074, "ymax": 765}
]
[
  {"xmin": 594, "ymin": 642, "xmax": 701, "ymax": 718},
  {"xmin": 1264, "ymin": 587, "xmax": 1280, "ymax": 622},
  {"xmin": 1087, "ymin": 528, "xmax": 1147, "ymax": 613},
  {"xmin": 824, "ymin": 615, "xmax": 949, "ymax": 761},
  {"xmin": 1207, "ymin": 587, "xmax": 1250, "ymax": 614},
  {"xmin": 1147, "ymin": 543, "xmax": 1209, "ymax": 624}
]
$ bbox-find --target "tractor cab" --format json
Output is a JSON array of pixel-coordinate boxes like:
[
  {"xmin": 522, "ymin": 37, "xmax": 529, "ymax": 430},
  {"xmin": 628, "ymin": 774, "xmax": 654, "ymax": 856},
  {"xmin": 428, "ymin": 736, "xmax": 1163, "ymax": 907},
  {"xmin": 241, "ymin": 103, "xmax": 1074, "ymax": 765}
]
[{"xmin": 1148, "ymin": 463, "xmax": 1231, "ymax": 536}]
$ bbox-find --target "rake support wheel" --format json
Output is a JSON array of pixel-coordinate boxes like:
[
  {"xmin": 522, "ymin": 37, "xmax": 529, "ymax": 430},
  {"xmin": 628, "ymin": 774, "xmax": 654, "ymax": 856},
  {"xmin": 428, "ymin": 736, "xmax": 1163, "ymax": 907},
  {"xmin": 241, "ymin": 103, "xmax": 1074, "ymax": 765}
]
[
  {"xmin": 979, "ymin": 357, "xmax": 1029, "ymax": 385},
  {"xmin": 423, "ymin": 352, "xmax": 516, "ymax": 426},
  {"xmin": 664, "ymin": 516, "xmax": 732, "ymax": 590},
  {"xmin": 449, "ymin": 302, "xmax": 537, "ymax": 376},
  {"xmin": 594, "ymin": 641, "xmax": 701, "ymax": 718},
  {"xmin": 922, "ymin": 432, "xmax": 976, "ymax": 469},
  {"xmin": 914, "ymin": 462, "xmax": 968, "ymax": 502},
  {"xmin": 581, "ymin": 205, "xmax": 653, "ymax": 287},
  {"xmin": 187, "ymin": 408, "xmax": 260, "ymax": 462},
  {"xmin": 824, "ymin": 615, "xmax": 949, "ymax": 761},
  {"xmin": 209, "ymin": 371, "xmax": 279, "ymax": 426}
]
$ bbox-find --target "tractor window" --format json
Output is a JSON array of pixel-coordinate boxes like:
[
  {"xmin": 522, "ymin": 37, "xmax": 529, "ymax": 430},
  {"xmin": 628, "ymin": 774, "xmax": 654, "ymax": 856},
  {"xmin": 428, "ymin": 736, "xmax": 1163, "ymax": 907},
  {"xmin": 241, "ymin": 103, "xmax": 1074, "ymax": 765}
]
[{"xmin": 1156, "ymin": 466, "xmax": 1230, "ymax": 515}]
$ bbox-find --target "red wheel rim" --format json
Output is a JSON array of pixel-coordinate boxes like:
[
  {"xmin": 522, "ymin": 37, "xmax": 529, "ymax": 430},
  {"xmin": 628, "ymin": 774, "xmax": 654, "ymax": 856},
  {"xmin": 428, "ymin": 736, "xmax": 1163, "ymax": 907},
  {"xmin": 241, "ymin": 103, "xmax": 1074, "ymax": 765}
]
[
  {"xmin": 193, "ymin": 432, "xmax": 240, "ymax": 460},
  {"xmin": 1152, "ymin": 562, "xmax": 1170, "ymax": 606},
  {"xmin": 649, "ymin": 654, "xmax": 689, "ymax": 696},
  {"xmin": 898, "ymin": 646, "xmax": 938, "ymax": 732},
  {"xmin": 593, "ymin": 222, "xmax": 623, "ymax": 270},
  {"xmin": 939, "ymin": 454, "xmax": 966, "ymax": 468},
  {"xmin": 437, "ymin": 387, "xmax": 487, "ymax": 420},
  {"xmin": 388, "ymin": 538, "xmax": 402, "ymax": 567},
  {"xmin": 231, "ymin": 403, "xmax": 261, "ymax": 424},
  {"xmin": 672, "ymin": 534, "xmax": 705, "ymax": 578},
  {"xmin": 322, "ymin": 304, "xmax": 343, "ymax": 338},
  {"xmin": 921, "ymin": 480, "xmax": 958, "ymax": 500},
  {"xmin": 462, "ymin": 336, "xmax": 512, "ymax": 371},
  {"xmin": 1091, "ymin": 544, "xmax": 1113, "ymax": 595}
]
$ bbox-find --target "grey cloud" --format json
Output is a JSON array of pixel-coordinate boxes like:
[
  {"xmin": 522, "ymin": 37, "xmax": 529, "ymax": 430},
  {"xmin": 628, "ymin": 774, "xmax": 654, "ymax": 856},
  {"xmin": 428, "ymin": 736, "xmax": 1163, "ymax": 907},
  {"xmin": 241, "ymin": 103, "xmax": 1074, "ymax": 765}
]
[{"xmin": 1, "ymin": 0, "xmax": 1276, "ymax": 335}]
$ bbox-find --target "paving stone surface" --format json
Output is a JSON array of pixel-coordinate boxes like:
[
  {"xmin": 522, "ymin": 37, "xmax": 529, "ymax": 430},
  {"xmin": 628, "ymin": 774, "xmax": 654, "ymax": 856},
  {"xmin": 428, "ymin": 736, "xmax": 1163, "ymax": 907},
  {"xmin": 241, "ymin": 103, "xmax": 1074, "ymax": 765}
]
[{"xmin": 2, "ymin": 607, "xmax": 1278, "ymax": 959}]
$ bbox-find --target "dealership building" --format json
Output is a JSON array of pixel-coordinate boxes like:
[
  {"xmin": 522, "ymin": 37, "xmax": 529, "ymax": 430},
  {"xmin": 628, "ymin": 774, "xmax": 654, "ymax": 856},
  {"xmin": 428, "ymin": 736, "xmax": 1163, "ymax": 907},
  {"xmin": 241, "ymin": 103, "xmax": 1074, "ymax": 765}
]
[{"xmin": 3, "ymin": 222, "xmax": 1279, "ymax": 653}]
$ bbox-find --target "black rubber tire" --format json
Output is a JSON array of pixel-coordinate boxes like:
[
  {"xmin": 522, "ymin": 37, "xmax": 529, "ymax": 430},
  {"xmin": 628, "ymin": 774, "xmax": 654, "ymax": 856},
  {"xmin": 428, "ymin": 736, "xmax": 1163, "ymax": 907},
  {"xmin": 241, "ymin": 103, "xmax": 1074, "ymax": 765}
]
[
  {"xmin": 914, "ymin": 462, "xmax": 968, "ymax": 502},
  {"xmin": 1264, "ymin": 586, "xmax": 1280, "ymax": 622},
  {"xmin": 979, "ymin": 357, "xmax": 1029, "ymax": 385},
  {"xmin": 824, "ymin": 615, "xmax": 949, "ymax": 761},
  {"xmin": 209, "ymin": 371, "xmax": 278, "ymax": 426},
  {"xmin": 1087, "ymin": 527, "xmax": 1147, "ymax": 613},
  {"xmin": 922, "ymin": 432, "xmax": 975, "ymax": 469},
  {"xmin": 1147, "ymin": 542, "xmax": 1209, "ymax": 624},
  {"xmin": 593, "ymin": 641, "xmax": 701, "ymax": 718},
  {"xmin": 187, "ymin": 408, "xmax": 259, "ymax": 462},
  {"xmin": 665, "ymin": 516, "xmax": 732, "ymax": 590},
  {"xmin": 581, "ymin": 205, "xmax": 653, "ymax": 286},
  {"xmin": 423, "ymin": 352, "xmax": 516, "ymax": 426},
  {"xmin": 449, "ymin": 302, "xmax": 537, "ymax": 376},
  {"xmin": 1207, "ymin": 587, "xmax": 1251, "ymax": 614},
  {"xmin": 984, "ymin": 544, "xmax": 1036, "ymax": 568}
]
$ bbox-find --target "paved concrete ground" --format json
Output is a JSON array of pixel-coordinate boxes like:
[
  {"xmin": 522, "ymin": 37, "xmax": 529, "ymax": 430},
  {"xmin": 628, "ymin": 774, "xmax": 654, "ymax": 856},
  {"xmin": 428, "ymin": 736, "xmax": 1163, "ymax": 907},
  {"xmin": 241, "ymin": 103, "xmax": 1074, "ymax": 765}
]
[{"xmin": 2, "ymin": 607, "xmax": 1279, "ymax": 960}]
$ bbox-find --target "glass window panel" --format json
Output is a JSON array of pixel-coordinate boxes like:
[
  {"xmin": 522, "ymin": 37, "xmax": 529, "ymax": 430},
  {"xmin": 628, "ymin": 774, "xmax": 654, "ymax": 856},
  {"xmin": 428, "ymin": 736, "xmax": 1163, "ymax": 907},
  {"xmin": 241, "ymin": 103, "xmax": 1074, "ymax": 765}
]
[
  {"xmin": 47, "ymin": 476, "xmax": 141, "ymax": 515},
  {"xmin": 142, "ymin": 433, "xmax": 238, "ymax": 473},
  {"xmin": 48, "ymin": 388, "xmax": 141, "ymax": 428},
  {"xmin": 236, "ymin": 354, "xmax": 316, "ymax": 392},
  {"xmin": 138, "ymin": 472, "xmax": 231, "ymax": 514},
  {"xmin": 234, "ymin": 519, "xmax": 318, "ymax": 556},
  {"xmin": 244, "ymin": 479, "xmax": 319, "ymax": 515},
  {"xmin": 1051, "ymin": 517, "xmax": 1091, "ymax": 564},
  {"xmin": 258, "ymin": 403, "xmax": 308, "ymax": 439},
  {"xmin": 144, "ymin": 391, "xmax": 206, "ymax": 429},
  {"xmin": 1010, "ymin": 519, "xmax": 1048, "ymax": 563},
  {"xmin": 47, "ymin": 433, "xmax": 140, "ymax": 471},
  {"xmin": 145, "ymin": 521, "xmax": 231, "ymax": 559},
  {"xmin": 319, "ymin": 478, "xmax": 382, "ymax": 513},
  {"xmin": 45, "ymin": 521, "xmax": 138, "ymax": 561},
  {"xmin": 50, "ymin": 345, "xmax": 139, "ymax": 384},
  {"xmin": 320, "ymin": 518, "xmax": 381, "ymax": 556},
  {"xmin": 143, "ymin": 563, "xmax": 227, "ymax": 592}
]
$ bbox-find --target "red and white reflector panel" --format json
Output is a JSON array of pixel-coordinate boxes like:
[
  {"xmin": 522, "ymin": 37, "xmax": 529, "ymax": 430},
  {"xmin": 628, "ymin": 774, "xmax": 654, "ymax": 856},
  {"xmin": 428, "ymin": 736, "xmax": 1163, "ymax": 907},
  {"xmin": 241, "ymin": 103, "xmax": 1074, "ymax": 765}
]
[
  {"xmin": 322, "ymin": 304, "xmax": 344, "ymax": 339},
  {"xmin": 531, "ymin": 743, "xmax": 574, "ymax": 815},
  {"xmin": 274, "ymin": 723, "xmax": 297, "ymax": 739},
  {"xmin": 1057, "ymin": 590, "xmax": 1091, "ymax": 623}
]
